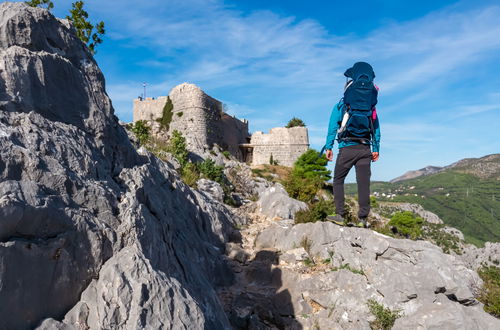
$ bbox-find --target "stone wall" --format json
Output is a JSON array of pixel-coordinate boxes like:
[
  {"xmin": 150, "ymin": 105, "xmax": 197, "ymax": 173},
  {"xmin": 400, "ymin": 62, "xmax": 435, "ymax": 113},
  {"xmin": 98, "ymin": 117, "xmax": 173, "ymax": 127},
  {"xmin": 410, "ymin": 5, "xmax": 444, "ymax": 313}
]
[
  {"xmin": 133, "ymin": 83, "xmax": 250, "ymax": 159},
  {"xmin": 133, "ymin": 96, "xmax": 168, "ymax": 122},
  {"xmin": 250, "ymin": 127, "xmax": 309, "ymax": 167}
]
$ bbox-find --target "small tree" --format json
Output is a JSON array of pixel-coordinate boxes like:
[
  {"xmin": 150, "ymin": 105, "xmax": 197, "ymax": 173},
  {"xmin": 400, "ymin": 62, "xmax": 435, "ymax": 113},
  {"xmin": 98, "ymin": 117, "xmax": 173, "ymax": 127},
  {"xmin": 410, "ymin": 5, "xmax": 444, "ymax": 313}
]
[
  {"xmin": 283, "ymin": 149, "xmax": 330, "ymax": 202},
  {"xmin": 286, "ymin": 117, "xmax": 305, "ymax": 128},
  {"xmin": 67, "ymin": 1, "xmax": 105, "ymax": 54},
  {"xmin": 25, "ymin": 0, "xmax": 54, "ymax": 10}
]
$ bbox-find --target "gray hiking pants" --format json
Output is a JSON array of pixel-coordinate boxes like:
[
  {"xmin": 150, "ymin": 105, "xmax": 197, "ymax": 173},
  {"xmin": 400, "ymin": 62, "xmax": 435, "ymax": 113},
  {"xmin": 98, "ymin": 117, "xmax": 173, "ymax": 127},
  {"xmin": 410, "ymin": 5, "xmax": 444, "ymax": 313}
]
[{"xmin": 333, "ymin": 144, "xmax": 372, "ymax": 219}]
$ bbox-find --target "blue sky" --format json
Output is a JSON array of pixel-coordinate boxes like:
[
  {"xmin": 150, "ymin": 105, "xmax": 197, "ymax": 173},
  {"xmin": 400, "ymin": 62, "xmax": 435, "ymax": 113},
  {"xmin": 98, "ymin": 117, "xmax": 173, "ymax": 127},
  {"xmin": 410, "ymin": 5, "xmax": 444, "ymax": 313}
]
[{"xmin": 31, "ymin": 0, "xmax": 500, "ymax": 181}]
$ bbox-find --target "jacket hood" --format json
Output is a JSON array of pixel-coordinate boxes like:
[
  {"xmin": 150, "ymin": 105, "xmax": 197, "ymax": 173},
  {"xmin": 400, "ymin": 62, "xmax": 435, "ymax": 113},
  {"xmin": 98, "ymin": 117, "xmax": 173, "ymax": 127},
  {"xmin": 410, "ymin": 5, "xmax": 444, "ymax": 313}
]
[{"xmin": 344, "ymin": 62, "xmax": 375, "ymax": 80}]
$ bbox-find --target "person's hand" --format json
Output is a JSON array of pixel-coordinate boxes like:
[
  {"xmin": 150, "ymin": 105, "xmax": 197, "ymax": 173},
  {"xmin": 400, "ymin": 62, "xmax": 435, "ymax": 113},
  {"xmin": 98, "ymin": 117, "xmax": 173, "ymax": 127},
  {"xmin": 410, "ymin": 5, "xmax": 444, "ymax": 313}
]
[
  {"xmin": 372, "ymin": 152, "xmax": 379, "ymax": 162},
  {"xmin": 325, "ymin": 149, "xmax": 333, "ymax": 161}
]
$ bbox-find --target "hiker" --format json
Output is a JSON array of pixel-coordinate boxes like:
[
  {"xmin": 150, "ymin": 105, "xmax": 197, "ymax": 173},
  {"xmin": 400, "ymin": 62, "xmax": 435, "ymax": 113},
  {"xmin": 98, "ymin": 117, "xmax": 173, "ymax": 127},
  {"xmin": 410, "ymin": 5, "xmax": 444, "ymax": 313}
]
[{"xmin": 324, "ymin": 62, "xmax": 381, "ymax": 228}]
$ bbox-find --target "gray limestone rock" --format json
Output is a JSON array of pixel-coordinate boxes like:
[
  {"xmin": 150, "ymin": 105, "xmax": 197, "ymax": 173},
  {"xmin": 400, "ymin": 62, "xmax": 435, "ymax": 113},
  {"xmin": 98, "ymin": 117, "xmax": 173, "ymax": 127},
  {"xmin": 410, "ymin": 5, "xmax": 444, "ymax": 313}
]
[
  {"xmin": 256, "ymin": 183, "xmax": 307, "ymax": 220},
  {"xmin": 0, "ymin": 3, "xmax": 236, "ymax": 329},
  {"xmin": 255, "ymin": 222, "xmax": 500, "ymax": 329},
  {"xmin": 461, "ymin": 242, "xmax": 500, "ymax": 269},
  {"xmin": 197, "ymin": 178, "xmax": 224, "ymax": 202}
]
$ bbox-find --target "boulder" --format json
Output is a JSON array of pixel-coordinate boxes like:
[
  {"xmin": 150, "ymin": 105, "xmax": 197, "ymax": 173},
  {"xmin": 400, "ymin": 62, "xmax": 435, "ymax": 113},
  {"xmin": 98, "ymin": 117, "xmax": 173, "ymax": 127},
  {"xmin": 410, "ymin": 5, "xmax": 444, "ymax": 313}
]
[
  {"xmin": 197, "ymin": 178, "xmax": 224, "ymax": 202},
  {"xmin": 256, "ymin": 183, "xmax": 307, "ymax": 220}
]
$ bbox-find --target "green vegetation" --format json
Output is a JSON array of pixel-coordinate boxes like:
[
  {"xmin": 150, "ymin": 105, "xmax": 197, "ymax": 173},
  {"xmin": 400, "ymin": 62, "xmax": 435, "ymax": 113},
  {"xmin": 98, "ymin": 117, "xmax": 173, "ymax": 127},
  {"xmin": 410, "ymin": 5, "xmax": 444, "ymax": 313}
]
[
  {"xmin": 284, "ymin": 149, "xmax": 330, "ymax": 203},
  {"xmin": 222, "ymin": 151, "xmax": 231, "ymax": 159},
  {"xmin": 286, "ymin": 117, "xmax": 306, "ymax": 128},
  {"xmin": 331, "ymin": 263, "xmax": 364, "ymax": 275},
  {"xmin": 198, "ymin": 158, "xmax": 224, "ymax": 184},
  {"xmin": 25, "ymin": 0, "xmax": 53, "ymax": 10},
  {"xmin": 180, "ymin": 162, "xmax": 199, "ymax": 187},
  {"xmin": 129, "ymin": 120, "xmax": 150, "ymax": 145},
  {"xmin": 157, "ymin": 97, "xmax": 174, "ymax": 131},
  {"xmin": 299, "ymin": 235, "xmax": 315, "ymax": 266},
  {"xmin": 295, "ymin": 199, "xmax": 335, "ymax": 224},
  {"xmin": 346, "ymin": 170, "xmax": 500, "ymax": 246},
  {"xmin": 176, "ymin": 111, "xmax": 183, "ymax": 117},
  {"xmin": 26, "ymin": 1, "xmax": 105, "ymax": 53},
  {"xmin": 477, "ymin": 266, "xmax": 500, "ymax": 317},
  {"xmin": 388, "ymin": 211, "xmax": 423, "ymax": 240},
  {"xmin": 367, "ymin": 299, "xmax": 402, "ymax": 330},
  {"xmin": 67, "ymin": 1, "xmax": 105, "ymax": 54},
  {"xmin": 167, "ymin": 130, "xmax": 189, "ymax": 167},
  {"xmin": 421, "ymin": 223, "xmax": 463, "ymax": 254},
  {"xmin": 269, "ymin": 154, "xmax": 279, "ymax": 165}
]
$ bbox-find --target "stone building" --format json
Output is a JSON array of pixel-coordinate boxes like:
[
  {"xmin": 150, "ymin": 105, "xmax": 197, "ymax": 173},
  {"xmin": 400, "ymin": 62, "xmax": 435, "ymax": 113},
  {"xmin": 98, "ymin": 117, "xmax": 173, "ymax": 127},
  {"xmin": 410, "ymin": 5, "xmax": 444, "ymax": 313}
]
[
  {"xmin": 245, "ymin": 127, "xmax": 309, "ymax": 167},
  {"xmin": 133, "ymin": 83, "xmax": 309, "ymax": 166},
  {"xmin": 133, "ymin": 83, "xmax": 250, "ymax": 160}
]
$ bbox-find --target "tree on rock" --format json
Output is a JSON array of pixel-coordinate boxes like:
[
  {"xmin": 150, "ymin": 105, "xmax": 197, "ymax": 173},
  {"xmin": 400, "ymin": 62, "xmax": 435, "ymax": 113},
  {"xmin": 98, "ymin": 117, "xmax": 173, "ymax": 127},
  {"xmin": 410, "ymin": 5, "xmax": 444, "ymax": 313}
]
[
  {"xmin": 284, "ymin": 149, "xmax": 330, "ymax": 202},
  {"xmin": 67, "ymin": 1, "xmax": 105, "ymax": 54},
  {"xmin": 25, "ymin": 0, "xmax": 54, "ymax": 10},
  {"xmin": 286, "ymin": 117, "xmax": 305, "ymax": 128}
]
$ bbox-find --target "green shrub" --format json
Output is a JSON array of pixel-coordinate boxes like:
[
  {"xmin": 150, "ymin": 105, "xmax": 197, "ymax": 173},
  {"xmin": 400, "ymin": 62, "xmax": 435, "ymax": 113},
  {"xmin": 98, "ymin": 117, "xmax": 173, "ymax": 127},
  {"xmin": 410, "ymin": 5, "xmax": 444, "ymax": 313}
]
[
  {"xmin": 198, "ymin": 158, "xmax": 224, "ymax": 184},
  {"xmin": 283, "ymin": 149, "xmax": 330, "ymax": 203},
  {"xmin": 370, "ymin": 196, "xmax": 378, "ymax": 208},
  {"xmin": 388, "ymin": 211, "xmax": 423, "ymax": 240},
  {"xmin": 286, "ymin": 117, "xmax": 306, "ymax": 128},
  {"xmin": 222, "ymin": 151, "xmax": 231, "ymax": 159},
  {"xmin": 167, "ymin": 130, "xmax": 189, "ymax": 167},
  {"xmin": 157, "ymin": 96, "xmax": 174, "ymax": 131},
  {"xmin": 181, "ymin": 162, "xmax": 200, "ymax": 188},
  {"xmin": 130, "ymin": 120, "xmax": 150, "ymax": 145},
  {"xmin": 478, "ymin": 266, "xmax": 500, "ymax": 317},
  {"xmin": 295, "ymin": 199, "xmax": 335, "ymax": 224},
  {"xmin": 367, "ymin": 299, "xmax": 402, "ymax": 330}
]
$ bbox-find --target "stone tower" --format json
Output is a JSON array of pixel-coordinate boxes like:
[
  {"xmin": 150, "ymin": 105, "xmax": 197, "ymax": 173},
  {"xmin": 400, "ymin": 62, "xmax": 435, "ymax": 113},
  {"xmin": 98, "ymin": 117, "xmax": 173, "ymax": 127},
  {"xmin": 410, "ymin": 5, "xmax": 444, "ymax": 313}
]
[{"xmin": 133, "ymin": 83, "xmax": 250, "ymax": 159}]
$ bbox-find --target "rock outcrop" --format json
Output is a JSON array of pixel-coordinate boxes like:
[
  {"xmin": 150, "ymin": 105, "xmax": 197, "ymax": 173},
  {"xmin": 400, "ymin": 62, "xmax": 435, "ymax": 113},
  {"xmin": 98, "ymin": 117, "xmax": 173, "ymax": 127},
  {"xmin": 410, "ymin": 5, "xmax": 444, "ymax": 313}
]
[
  {"xmin": 393, "ymin": 203, "xmax": 443, "ymax": 224},
  {"xmin": 461, "ymin": 242, "xmax": 500, "ymax": 270},
  {"xmin": 252, "ymin": 221, "xmax": 499, "ymax": 329},
  {"xmin": 0, "ymin": 3, "xmax": 239, "ymax": 329},
  {"xmin": 257, "ymin": 183, "xmax": 308, "ymax": 220}
]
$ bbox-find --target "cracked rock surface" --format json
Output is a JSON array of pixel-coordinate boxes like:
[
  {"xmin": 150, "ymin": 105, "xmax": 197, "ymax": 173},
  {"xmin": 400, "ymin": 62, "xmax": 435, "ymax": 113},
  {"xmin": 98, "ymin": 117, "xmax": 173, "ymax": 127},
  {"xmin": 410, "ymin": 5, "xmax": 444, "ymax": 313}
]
[
  {"xmin": 251, "ymin": 221, "xmax": 499, "ymax": 329},
  {"xmin": 0, "ymin": 3, "xmax": 239, "ymax": 329}
]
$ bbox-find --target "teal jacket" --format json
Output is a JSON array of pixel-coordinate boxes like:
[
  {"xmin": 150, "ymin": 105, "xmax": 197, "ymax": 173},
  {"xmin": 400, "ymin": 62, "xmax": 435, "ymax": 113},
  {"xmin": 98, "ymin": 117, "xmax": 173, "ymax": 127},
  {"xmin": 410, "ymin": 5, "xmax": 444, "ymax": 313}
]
[{"xmin": 325, "ymin": 100, "xmax": 381, "ymax": 153}]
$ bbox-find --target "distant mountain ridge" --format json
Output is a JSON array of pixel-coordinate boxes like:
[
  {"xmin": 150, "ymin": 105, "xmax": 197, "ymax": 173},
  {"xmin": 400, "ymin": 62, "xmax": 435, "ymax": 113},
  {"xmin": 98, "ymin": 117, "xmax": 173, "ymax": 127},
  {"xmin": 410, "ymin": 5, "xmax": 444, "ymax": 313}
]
[{"xmin": 391, "ymin": 153, "xmax": 500, "ymax": 182}]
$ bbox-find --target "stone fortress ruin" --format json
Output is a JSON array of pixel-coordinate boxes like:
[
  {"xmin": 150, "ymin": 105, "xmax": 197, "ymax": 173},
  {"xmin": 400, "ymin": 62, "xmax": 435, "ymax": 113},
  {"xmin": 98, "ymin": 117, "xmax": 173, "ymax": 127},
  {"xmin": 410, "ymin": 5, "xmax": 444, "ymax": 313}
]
[{"xmin": 133, "ymin": 83, "xmax": 309, "ymax": 167}]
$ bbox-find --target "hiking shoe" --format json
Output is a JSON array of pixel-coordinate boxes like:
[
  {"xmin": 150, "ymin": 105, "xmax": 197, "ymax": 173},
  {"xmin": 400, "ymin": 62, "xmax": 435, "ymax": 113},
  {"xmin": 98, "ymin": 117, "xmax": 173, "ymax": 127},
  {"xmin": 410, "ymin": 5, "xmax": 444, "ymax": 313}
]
[
  {"xmin": 327, "ymin": 215, "xmax": 350, "ymax": 226},
  {"xmin": 356, "ymin": 218, "xmax": 370, "ymax": 228}
]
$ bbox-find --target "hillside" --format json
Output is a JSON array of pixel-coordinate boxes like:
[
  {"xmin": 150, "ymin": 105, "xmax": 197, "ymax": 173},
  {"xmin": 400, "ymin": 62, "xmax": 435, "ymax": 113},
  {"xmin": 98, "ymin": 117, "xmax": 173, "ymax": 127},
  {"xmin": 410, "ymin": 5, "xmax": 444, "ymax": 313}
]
[{"xmin": 346, "ymin": 154, "xmax": 500, "ymax": 246}]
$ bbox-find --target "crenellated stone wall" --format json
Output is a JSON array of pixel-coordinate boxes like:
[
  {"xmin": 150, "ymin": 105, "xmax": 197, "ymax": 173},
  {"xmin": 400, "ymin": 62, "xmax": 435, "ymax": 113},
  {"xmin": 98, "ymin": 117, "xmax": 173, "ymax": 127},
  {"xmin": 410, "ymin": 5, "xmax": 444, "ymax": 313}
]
[{"xmin": 250, "ymin": 127, "xmax": 309, "ymax": 167}]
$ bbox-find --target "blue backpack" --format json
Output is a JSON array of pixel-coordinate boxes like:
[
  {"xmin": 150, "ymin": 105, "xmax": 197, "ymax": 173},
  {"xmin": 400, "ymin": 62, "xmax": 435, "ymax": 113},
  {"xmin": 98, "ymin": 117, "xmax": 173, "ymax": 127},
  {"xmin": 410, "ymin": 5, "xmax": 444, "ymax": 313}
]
[{"xmin": 337, "ymin": 62, "xmax": 378, "ymax": 144}]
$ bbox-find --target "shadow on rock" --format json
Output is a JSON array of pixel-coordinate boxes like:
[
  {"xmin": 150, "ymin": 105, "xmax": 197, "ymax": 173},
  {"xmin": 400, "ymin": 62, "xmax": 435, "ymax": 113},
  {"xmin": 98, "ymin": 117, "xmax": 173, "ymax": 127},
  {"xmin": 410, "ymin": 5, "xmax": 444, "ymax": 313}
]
[{"xmin": 228, "ymin": 250, "xmax": 302, "ymax": 330}]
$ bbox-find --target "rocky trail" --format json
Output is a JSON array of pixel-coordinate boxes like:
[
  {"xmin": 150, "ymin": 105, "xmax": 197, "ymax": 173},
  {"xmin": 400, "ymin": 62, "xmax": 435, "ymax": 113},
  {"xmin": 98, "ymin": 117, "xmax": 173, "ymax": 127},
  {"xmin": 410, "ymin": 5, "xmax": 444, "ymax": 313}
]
[{"xmin": 214, "ymin": 194, "xmax": 500, "ymax": 329}]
